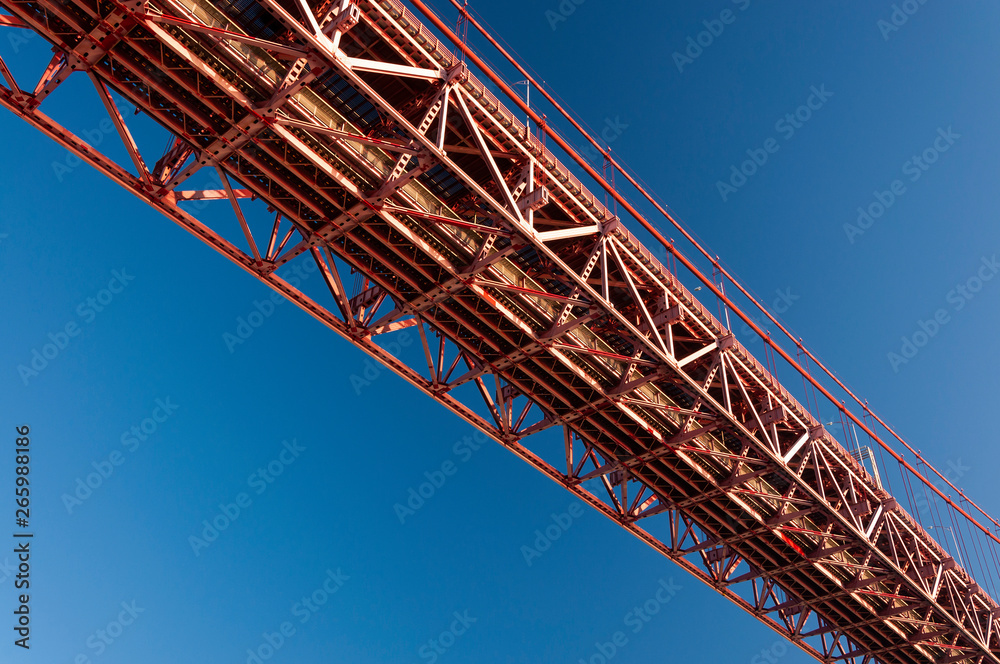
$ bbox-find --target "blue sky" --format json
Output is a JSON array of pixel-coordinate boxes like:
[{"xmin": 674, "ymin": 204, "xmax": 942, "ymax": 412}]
[{"xmin": 1, "ymin": 0, "xmax": 999, "ymax": 662}]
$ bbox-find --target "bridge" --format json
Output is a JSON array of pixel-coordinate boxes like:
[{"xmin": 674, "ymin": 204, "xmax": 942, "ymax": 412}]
[{"xmin": 1, "ymin": 1, "xmax": 999, "ymax": 663}]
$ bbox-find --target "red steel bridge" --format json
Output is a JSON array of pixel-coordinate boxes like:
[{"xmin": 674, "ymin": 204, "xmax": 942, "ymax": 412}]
[{"xmin": 2, "ymin": 1, "xmax": 999, "ymax": 662}]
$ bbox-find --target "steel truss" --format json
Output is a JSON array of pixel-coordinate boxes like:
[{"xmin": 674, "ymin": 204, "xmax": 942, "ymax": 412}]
[{"xmin": 0, "ymin": 1, "xmax": 997, "ymax": 663}]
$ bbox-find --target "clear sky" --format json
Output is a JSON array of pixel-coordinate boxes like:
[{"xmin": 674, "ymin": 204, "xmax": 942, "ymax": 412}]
[{"xmin": 1, "ymin": 1, "xmax": 999, "ymax": 662}]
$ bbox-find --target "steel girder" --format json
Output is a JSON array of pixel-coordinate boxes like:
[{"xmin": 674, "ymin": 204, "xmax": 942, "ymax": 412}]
[{"xmin": 0, "ymin": 1, "xmax": 997, "ymax": 663}]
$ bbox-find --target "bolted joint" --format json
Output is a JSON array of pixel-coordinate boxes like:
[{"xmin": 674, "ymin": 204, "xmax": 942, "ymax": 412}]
[{"xmin": 323, "ymin": 2, "xmax": 360, "ymax": 35}]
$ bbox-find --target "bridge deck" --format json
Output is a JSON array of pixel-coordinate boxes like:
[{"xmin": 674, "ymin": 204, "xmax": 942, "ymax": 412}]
[{"xmin": 0, "ymin": 1, "xmax": 997, "ymax": 662}]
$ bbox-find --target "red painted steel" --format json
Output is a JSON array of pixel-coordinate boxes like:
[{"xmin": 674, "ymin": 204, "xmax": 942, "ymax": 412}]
[
  {"xmin": 0, "ymin": 2, "xmax": 998, "ymax": 663},
  {"xmin": 418, "ymin": 0, "xmax": 1000, "ymax": 545}
]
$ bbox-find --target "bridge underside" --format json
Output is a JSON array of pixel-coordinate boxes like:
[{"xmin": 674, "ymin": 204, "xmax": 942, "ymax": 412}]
[{"xmin": 0, "ymin": 1, "xmax": 997, "ymax": 663}]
